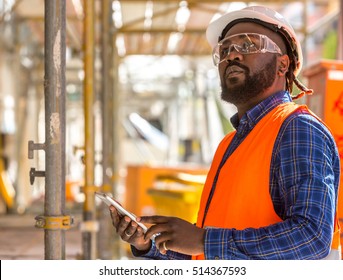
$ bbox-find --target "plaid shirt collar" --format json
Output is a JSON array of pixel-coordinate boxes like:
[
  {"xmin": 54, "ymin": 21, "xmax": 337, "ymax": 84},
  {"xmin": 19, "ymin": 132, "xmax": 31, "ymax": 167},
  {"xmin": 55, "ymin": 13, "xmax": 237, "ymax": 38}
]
[{"xmin": 230, "ymin": 90, "xmax": 292, "ymax": 136}]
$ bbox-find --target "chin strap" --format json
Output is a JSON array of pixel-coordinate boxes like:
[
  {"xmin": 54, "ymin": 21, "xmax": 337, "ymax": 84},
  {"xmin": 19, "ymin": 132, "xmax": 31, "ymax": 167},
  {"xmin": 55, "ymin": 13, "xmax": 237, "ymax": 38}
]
[{"xmin": 291, "ymin": 77, "xmax": 314, "ymax": 100}]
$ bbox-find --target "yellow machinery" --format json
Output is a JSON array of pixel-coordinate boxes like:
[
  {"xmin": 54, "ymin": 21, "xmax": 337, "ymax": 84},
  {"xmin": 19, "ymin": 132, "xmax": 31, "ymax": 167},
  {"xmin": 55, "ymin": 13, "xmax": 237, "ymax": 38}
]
[
  {"xmin": 0, "ymin": 134, "xmax": 15, "ymax": 210},
  {"xmin": 148, "ymin": 173, "xmax": 206, "ymax": 223},
  {"xmin": 124, "ymin": 164, "xmax": 208, "ymax": 220},
  {"xmin": 0, "ymin": 158, "xmax": 15, "ymax": 210}
]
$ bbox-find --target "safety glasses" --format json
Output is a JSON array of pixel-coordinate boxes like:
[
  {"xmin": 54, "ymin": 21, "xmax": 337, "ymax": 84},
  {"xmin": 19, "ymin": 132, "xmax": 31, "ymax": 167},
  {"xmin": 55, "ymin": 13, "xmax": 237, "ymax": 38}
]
[{"xmin": 212, "ymin": 33, "xmax": 282, "ymax": 66}]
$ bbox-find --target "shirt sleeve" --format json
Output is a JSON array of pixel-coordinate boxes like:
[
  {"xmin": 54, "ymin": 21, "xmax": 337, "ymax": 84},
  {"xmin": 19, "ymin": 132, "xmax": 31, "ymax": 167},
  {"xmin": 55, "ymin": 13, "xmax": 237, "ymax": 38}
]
[
  {"xmin": 203, "ymin": 112, "xmax": 340, "ymax": 260},
  {"xmin": 131, "ymin": 241, "xmax": 191, "ymax": 260}
]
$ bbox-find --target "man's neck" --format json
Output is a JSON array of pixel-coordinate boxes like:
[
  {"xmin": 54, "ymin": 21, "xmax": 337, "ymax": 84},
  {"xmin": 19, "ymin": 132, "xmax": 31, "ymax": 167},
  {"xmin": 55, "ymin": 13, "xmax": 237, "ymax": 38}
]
[{"xmin": 236, "ymin": 87, "xmax": 285, "ymax": 119}]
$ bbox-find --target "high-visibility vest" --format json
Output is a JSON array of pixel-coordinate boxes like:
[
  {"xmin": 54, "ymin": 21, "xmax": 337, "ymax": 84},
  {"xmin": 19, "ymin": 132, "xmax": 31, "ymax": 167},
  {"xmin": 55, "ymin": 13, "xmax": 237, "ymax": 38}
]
[{"xmin": 194, "ymin": 102, "xmax": 341, "ymax": 260}]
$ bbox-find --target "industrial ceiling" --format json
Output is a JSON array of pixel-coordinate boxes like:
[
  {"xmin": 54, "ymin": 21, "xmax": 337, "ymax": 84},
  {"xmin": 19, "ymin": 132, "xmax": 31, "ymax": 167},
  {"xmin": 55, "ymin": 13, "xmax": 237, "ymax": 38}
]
[
  {"xmin": 0, "ymin": 0, "xmax": 341, "ymax": 112},
  {"xmin": 3, "ymin": 0, "xmax": 339, "ymax": 57}
]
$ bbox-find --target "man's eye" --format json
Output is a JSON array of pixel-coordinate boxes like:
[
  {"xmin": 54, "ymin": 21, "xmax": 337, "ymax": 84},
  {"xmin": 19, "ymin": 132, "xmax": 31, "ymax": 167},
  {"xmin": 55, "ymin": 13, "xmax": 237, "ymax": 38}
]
[
  {"xmin": 241, "ymin": 42, "xmax": 254, "ymax": 51},
  {"xmin": 242, "ymin": 41, "xmax": 259, "ymax": 52},
  {"xmin": 220, "ymin": 48, "xmax": 229, "ymax": 57}
]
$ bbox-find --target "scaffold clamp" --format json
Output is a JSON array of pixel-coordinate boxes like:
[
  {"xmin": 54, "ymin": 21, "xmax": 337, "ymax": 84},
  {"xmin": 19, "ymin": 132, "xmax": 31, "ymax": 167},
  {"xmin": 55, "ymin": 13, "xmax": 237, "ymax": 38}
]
[
  {"xmin": 28, "ymin": 140, "xmax": 45, "ymax": 159},
  {"xmin": 29, "ymin": 168, "xmax": 46, "ymax": 185},
  {"xmin": 35, "ymin": 215, "xmax": 74, "ymax": 230}
]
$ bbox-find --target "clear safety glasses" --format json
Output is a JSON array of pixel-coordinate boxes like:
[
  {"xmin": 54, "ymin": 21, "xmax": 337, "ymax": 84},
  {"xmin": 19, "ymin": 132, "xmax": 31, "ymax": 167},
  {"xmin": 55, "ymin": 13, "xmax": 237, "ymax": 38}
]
[{"xmin": 212, "ymin": 33, "xmax": 283, "ymax": 66}]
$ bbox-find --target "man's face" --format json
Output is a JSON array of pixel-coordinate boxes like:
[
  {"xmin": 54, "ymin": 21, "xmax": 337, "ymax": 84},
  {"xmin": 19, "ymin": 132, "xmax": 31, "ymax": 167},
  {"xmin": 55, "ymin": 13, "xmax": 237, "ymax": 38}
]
[{"xmin": 218, "ymin": 23, "xmax": 282, "ymax": 106}]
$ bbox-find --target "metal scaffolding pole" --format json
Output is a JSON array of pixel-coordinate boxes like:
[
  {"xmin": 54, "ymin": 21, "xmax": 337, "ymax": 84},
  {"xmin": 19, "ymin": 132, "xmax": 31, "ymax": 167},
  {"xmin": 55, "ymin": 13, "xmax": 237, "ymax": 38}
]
[
  {"xmin": 82, "ymin": 0, "xmax": 97, "ymax": 260},
  {"xmin": 43, "ymin": 0, "xmax": 67, "ymax": 260},
  {"xmin": 28, "ymin": 0, "xmax": 69, "ymax": 260},
  {"xmin": 98, "ymin": 0, "xmax": 116, "ymax": 260},
  {"xmin": 302, "ymin": 0, "xmax": 308, "ymax": 66},
  {"xmin": 339, "ymin": 0, "xmax": 343, "ymax": 60},
  {"xmin": 112, "ymin": 31, "xmax": 122, "ymax": 259}
]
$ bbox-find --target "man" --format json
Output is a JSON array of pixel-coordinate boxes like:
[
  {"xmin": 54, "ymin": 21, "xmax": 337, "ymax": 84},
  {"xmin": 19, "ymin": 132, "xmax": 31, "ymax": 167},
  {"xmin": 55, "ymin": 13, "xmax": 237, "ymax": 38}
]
[{"xmin": 110, "ymin": 6, "xmax": 341, "ymax": 260}]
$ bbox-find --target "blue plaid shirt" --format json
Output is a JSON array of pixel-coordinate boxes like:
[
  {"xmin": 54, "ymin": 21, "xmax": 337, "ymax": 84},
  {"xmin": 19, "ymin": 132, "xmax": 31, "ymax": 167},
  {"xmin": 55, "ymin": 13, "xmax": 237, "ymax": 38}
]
[{"xmin": 132, "ymin": 90, "xmax": 340, "ymax": 260}]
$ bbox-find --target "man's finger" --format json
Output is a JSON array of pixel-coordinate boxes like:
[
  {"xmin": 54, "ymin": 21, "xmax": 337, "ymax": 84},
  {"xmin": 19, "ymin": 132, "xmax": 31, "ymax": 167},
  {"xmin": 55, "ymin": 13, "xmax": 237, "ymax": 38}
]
[
  {"xmin": 109, "ymin": 206, "xmax": 120, "ymax": 226},
  {"xmin": 138, "ymin": 215, "xmax": 169, "ymax": 224}
]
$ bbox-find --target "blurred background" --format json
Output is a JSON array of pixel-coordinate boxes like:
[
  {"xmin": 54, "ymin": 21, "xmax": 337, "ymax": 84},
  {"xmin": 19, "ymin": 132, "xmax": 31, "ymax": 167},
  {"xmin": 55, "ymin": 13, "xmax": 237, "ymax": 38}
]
[{"xmin": 0, "ymin": 0, "xmax": 342, "ymax": 260}]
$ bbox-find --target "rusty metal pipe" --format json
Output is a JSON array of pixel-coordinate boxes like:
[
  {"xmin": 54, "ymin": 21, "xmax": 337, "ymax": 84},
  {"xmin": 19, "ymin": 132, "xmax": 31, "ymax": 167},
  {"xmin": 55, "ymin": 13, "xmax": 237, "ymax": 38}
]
[
  {"xmin": 82, "ymin": 0, "xmax": 97, "ymax": 260},
  {"xmin": 44, "ymin": 0, "xmax": 66, "ymax": 260},
  {"xmin": 98, "ymin": 0, "xmax": 115, "ymax": 260}
]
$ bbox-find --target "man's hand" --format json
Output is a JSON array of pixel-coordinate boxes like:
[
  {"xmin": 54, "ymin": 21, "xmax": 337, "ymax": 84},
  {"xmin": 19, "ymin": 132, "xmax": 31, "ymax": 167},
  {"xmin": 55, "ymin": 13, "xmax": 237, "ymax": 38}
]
[
  {"xmin": 109, "ymin": 206, "xmax": 151, "ymax": 252},
  {"xmin": 138, "ymin": 215, "xmax": 205, "ymax": 255}
]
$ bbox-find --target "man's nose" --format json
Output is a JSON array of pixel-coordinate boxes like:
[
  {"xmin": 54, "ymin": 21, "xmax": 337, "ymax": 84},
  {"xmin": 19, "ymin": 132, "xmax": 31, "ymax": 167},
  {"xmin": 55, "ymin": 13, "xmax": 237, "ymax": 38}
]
[{"xmin": 223, "ymin": 46, "xmax": 242, "ymax": 63}]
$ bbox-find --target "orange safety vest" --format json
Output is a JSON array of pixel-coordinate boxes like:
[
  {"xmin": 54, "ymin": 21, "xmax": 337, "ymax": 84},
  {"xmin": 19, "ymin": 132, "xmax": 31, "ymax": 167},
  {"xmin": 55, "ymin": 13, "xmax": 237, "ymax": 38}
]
[{"xmin": 194, "ymin": 102, "xmax": 341, "ymax": 259}]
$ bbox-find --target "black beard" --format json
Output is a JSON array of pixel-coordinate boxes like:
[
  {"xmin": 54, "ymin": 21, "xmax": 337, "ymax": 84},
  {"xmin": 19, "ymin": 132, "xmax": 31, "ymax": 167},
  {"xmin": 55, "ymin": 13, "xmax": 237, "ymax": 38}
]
[{"xmin": 220, "ymin": 55, "xmax": 277, "ymax": 105}]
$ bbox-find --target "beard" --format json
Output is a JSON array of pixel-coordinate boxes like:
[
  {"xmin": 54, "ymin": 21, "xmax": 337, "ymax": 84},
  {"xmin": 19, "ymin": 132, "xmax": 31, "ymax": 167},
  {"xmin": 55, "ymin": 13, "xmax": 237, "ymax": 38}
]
[{"xmin": 220, "ymin": 55, "xmax": 277, "ymax": 105}]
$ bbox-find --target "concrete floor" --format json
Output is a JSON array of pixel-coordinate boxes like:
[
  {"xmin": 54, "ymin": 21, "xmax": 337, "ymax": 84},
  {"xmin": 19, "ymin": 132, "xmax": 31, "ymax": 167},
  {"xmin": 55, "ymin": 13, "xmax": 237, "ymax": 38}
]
[
  {"xmin": 0, "ymin": 212, "xmax": 83, "ymax": 260},
  {"xmin": 0, "ymin": 200, "xmax": 128, "ymax": 260}
]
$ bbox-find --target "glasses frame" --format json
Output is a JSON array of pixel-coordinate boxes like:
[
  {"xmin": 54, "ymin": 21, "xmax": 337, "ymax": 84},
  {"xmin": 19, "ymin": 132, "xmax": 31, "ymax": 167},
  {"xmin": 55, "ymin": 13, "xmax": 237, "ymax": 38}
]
[{"xmin": 212, "ymin": 33, "xmax": 283, "ymax": 66}]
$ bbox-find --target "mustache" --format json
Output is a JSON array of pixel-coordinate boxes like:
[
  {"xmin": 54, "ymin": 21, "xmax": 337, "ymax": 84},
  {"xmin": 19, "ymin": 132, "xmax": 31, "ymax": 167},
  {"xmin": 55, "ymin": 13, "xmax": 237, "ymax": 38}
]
[{"xmin": 225, "ymin": 60, "xmax": 249, "ymax": 73}]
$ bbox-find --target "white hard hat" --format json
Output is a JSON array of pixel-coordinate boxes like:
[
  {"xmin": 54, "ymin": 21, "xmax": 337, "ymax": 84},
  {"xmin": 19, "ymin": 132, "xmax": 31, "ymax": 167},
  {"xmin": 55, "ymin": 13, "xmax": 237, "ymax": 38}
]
[{"xmin": 206, "ymin": 6, "xmax": 303, "ymax": 76}]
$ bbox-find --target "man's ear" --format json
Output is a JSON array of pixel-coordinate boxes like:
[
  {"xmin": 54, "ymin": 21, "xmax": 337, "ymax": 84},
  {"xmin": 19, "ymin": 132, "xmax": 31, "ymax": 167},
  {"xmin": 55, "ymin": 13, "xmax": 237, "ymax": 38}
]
[{"xmin": 278, "ymin": 54, "xmax": 290, "ymax": 76}]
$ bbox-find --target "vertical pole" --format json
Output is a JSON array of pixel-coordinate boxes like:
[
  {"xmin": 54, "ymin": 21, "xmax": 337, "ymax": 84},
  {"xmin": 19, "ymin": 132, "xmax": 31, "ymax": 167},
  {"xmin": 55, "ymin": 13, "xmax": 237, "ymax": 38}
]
[
  {"xmin": 338, "ymin": 0, "xmax": 343, "ymax": 60},
  {"xmin": 82, "ymin": 0, "xmax": 97, "ymax": 260},
  {"xmin": 112, "ymin": 32, "xmax": 122, "ymax": 259},
  {"xmin": 44, "ymin": 0, "xmax": 66, "ymax": 260},
  {"xmin": 302, "ymin": 0, "xmax": 308, "ymax": 66},
  {"xmin": 98, "ymin": 0, "xmax": 115, "ymax": 259}
]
